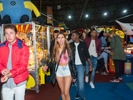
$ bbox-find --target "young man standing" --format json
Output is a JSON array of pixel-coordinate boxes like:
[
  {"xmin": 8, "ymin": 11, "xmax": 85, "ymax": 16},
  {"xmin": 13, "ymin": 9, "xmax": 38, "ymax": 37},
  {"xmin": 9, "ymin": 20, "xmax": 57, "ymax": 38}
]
[
  {"xmin": 0, "ymin": 24, "xmax": 29, "ymax": 100},
  {"xmin": 70, "ymin": 30, "xmax": 92, "ymax": 100},
  {"xmin": 84, "ymin": 28, "xmax": 101, "ymax": 88},
  {"xmin": 50, "ymin": 30, "xmax": 59, "ymax": 57}
]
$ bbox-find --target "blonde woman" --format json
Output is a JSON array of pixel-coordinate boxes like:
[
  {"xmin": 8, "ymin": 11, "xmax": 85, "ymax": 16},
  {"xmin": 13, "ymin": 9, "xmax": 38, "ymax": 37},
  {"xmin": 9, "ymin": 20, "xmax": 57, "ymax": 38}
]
[{"xmin": 43, "ymin": 32, "xmax": 76, "ymax": 100}]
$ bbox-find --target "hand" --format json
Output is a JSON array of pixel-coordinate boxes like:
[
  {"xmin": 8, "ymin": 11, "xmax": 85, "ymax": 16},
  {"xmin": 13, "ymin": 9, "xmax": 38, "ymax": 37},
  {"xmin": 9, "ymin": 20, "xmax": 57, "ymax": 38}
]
[
  {"xmin": 42, "ymin": 66, "xmax": 48, "ymax": 71},
  {"xmin": 1, "ymin": 75, "xmax": 8, "ymax": 83},
  {"xmin": 89, "ymin": 65, "xmax": 92, "ymax": 71},
  {"xmin": 104, "ymin": 47, "xmax": 110, "ymax": 50},
  {"xmin": 1, "ymin": 69, "xmax": 10, "ymax": 75},
  {"xmin": 72, "ymin": 79, "xmax": 76, "ymax": 83}
]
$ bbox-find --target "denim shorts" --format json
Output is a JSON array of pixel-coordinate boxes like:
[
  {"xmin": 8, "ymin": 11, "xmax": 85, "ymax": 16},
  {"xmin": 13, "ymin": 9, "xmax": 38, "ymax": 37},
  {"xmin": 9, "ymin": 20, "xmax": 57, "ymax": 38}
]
[{"xmin": 56, "ymin": 65, "xmax": 71, "ymax": 77}]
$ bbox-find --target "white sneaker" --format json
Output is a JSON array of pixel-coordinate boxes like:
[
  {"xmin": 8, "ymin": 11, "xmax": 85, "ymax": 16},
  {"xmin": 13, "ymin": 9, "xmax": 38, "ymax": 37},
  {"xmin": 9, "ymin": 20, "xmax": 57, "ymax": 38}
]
[
  {"xmin": 85, "ymin": 76, "xmax": 88, "ymax": 83},
  {"xmin": 90, "ymin": 82, "xmax": 95, "ymax": 89}
]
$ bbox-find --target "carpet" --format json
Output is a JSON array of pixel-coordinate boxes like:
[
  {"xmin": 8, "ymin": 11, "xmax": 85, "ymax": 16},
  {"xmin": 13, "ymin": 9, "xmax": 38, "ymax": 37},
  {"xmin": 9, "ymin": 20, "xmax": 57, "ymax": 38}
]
[{"xmin": 69, "ymin": 82, "xmax": 133, "ymax": 100}]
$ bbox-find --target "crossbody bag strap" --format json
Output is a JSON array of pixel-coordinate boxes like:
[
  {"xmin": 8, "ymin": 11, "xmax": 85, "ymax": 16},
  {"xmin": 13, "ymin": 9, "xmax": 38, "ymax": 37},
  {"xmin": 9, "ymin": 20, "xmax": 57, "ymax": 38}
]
[{"xmin": 54, "ymin": 50, "xmax": 64, "ymax": 72}]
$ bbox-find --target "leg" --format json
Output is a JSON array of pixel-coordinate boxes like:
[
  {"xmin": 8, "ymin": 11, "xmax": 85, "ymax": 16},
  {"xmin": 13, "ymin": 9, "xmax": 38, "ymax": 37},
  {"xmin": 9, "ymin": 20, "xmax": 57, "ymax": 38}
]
[
  {"xmin": 90, "ymin": 56, "xmax": 97, "ymax": 88},
  {"xmin": 90, "ymin": 56, "xmax": 97, "ymax": 82},
  {"xmin": 104, "ymin": 63, "xmax": 109, "ymax": 73},
  {"xmin": 113, "ymin": 60, "xmax": 120, "ymax": 79},
  {"xmin": 85, "ymin": 61, "xmax": 89, "ymax": 82},
  {"xmin": 1, "ymin": 87, "xmax": 14, "ymax": 100},
  {"xmin": 85, "ymin": 61, "xmax": 89, "ymax": 76},
  {"xmin": 14, "ymin": 84, "xmax": 26, "ymax": 100},
  {"xmin": 75, "ymin": 65, "xmax": 85, "ymax": 99},
  {"xmin": 119, "ymin": 60, "xmax": 123, "ymax": 77},
  {"xmin": 56, "ymin": 77, "xmax": 65, "ymax": 100},
  {"xmin": 64, "ymin": 76, "xmax": 72, "ymax": 100}
]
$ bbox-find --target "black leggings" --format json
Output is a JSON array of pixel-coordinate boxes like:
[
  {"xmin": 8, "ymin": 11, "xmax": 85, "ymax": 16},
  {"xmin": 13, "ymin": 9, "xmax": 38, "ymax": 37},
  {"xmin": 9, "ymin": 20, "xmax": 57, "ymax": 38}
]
[{"xmin": 113, "ymin": 60, "xmax": 123, "ymax": 79}]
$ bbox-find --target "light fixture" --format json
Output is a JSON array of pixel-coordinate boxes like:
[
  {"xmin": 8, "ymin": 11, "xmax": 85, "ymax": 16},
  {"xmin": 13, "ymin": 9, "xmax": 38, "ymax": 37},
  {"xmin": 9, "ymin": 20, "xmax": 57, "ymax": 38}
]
[
  {"xmin": 85, "ymin": 14, "xmax": 89, "ymax": 18},
  {"xmin": 123, "ymin": 9, "xmax": 127, "ymax": 13},
  {"xmin": 104, "ymin": 12, "xmax": 108, "ymax": 16},
  {"xmin": 68, "ymin": 15, "xmax": 71, "ymax": 19}
]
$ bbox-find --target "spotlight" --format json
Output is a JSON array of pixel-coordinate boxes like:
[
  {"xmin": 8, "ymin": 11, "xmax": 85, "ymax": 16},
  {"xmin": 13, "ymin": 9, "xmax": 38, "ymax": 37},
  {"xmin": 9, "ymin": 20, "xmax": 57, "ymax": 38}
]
[
  {"xmin": 104, "ymin": 12, "xmax": 108, "ymax": 16},
  {"xmin": 68, "ymin": 15, "xmax": 71, "ymax": 19},
  {"xmin": 123, "ymin": 9, "xmax": 127, "ymax": 13},
  {"xmin": 85, "ymin": 14, "xmax": 89, "ymax": 18}
]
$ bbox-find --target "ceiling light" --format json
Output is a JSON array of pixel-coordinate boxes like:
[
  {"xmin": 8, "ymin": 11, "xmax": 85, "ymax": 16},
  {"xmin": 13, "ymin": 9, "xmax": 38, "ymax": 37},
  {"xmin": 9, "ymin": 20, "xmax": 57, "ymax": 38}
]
[
  {"xmin": 104, "ymin": 12, "xmax": 108, "ymax": 16},
  {"xmin": 68, "ymin": 15, "xmax": 71, "ymax": 19},
  {"xmin": 85, "ymin": 14, "xmax": 89, "ymax": 18},
  {"xmin": 123, "ymin": 9, "xmax": 127, "ymax": 13}
]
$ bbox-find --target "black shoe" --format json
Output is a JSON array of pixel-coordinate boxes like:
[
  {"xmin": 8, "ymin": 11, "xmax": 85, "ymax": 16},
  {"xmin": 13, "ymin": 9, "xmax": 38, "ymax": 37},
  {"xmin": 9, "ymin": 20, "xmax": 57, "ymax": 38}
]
[
  {"xmin": 81, "ymin": 98, "xmax": 86, "ymax": 100},
  {"xmin": 75, "ymin": 94, "xmax": 80, "ymax": 99}
]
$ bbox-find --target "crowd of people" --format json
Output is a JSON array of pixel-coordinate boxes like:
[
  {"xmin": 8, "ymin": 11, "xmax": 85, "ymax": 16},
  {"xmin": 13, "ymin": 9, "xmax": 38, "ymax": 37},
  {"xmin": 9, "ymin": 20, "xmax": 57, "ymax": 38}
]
[
  {"xmin": 0, "ymin": 24, "xmax": 125, "ymax": 100},
  {"xmin": 43, "ymin": 28, "xmax": 126, "ymax": 100}
]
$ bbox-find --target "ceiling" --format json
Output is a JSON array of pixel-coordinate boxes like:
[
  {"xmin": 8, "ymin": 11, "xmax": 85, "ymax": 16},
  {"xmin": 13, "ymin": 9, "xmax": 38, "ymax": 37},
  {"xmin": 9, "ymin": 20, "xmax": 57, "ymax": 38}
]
[{"xmin": 31, "ymin": 0, "xmax": 133, "ymax": 29}]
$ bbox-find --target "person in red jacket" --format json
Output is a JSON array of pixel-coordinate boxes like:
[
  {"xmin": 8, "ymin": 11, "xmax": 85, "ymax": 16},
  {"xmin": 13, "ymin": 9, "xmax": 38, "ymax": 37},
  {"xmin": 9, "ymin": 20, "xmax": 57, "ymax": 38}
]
[{"xmin": 0, "ymin": 24, "xmax": 29, "ymax": 100}]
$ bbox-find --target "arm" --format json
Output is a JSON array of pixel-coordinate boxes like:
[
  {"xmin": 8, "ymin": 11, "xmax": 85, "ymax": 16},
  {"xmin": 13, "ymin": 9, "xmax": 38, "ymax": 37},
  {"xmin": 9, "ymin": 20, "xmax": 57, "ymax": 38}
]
[
  {"xmin": 110, "ymin": 37, "xmax": 115, "ymax": 49},
  {"xmin": 0, "ymin": 50, "xmax": 6, "ymax": 74},
  {"xmin": 84, "ymin": 43, "xmax": 92, "ymax": 69},
  {"xmin": 97, "ymin": 39, "xmax": 102, "ymax": 55},
  {"xmin": 69, "ymin": 43, "xmax": 77, "ymax": 79},
  {"xmin": 69, "ymin": 55, "xmax": 77, "ymax": 79},
  {"xmin": 10, "ymin": 46, "xmax": 29, "ymax": 78}
]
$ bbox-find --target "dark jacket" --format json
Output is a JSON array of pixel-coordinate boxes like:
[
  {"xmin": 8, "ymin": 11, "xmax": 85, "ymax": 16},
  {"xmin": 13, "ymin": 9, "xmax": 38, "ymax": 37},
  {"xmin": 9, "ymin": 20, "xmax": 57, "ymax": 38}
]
[
  {"xmin": 84, "ymin": 37, "xmax": 102, "ymax": 56},
  {"xmin": 110, "ymin": 35, "xmax": 126, "ymax": 60},
  {"xmin": 50, "ymin": 39, "xmax": 55, "ymax": 57},
  {"xmin": 69, "ymin": 54, "xmax": 77, "ymax": 79},
  {"xmin": 70, "ymin": 41, "xmax": 90, "ymax": 66}
]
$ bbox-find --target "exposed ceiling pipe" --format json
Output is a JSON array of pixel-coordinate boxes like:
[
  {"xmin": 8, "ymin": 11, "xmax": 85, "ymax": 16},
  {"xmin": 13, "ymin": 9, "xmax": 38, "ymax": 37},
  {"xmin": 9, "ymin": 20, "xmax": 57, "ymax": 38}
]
[{"xmin": 77, "ymin": 0, "xmax": 89, "ymax": 27}]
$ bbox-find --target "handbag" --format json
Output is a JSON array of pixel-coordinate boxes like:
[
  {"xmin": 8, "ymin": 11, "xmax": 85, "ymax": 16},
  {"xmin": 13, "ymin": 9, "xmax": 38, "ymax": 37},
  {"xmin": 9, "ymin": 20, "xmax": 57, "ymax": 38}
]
[{"xmin": 50, "ymin": 50, "xmax": 63, "ymax": 85}]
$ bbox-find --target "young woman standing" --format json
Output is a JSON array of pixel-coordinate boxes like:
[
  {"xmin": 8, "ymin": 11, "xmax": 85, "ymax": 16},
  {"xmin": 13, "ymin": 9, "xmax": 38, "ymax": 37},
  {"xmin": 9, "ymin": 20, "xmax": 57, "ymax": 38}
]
[{"xmin": 43, "ymin": 32, "xmax": 76, "ymax": 100}]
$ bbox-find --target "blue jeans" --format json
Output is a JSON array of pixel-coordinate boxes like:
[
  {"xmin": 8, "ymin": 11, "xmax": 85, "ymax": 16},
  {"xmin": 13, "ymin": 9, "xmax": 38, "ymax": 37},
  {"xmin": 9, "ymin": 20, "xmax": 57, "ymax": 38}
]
[
  {"xmin": 89, "ymin": 56, "xmax": 98, "ymax": 82},
  {"xmin": 85, "ymin": 61, "xmax": 89, "ymax": 76},
  {"xmin": 75, "ymin": 64, "xmax": 85, "ymax": 99}
]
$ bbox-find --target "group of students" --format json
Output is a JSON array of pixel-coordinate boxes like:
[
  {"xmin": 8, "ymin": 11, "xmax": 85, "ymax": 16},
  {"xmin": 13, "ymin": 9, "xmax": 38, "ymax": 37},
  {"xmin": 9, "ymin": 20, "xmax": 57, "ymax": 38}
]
[{"xmin": 0, "ymin": 24, "xmax": 125, "ymax": 100}]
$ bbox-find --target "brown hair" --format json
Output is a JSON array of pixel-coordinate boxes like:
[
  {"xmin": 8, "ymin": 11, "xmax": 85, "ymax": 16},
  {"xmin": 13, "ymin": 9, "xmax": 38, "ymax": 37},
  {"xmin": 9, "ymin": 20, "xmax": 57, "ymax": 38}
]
[
  {"xmin": 4, "ymin": 24, "xmax": 17, "ymax": 34},
  {"xmin": 52, "ymin": 32, "xmax": 72, "ymax": 62},
  {"xmin": 108, "ymin": 30, "xmax": 116, "ymax": 35}
]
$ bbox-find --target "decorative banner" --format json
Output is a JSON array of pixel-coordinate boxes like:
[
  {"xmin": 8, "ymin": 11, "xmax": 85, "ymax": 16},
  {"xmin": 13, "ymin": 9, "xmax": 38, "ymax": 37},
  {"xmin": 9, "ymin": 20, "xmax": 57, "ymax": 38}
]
[
  {"xmin": 116, "ymin": 20, "xmax": 133, "ymax": 35},
  {"xmin": 46, "ymin": 6, "xmax": 53, "ymax": 25},
  {"xmin": 14, "ymin": 24, "xmax": 32, "ymax": 33}
]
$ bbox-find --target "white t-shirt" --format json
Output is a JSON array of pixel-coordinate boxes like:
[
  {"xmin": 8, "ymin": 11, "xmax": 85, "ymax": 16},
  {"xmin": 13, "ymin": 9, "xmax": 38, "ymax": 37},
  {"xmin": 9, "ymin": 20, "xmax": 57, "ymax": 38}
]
[
  {"xmin": 89, "ymin": 40, "xmax": 97, "ymax": 57},
  {"xmin": 74, "ymin": 42, "xmax": 82, "ymax": 65}
]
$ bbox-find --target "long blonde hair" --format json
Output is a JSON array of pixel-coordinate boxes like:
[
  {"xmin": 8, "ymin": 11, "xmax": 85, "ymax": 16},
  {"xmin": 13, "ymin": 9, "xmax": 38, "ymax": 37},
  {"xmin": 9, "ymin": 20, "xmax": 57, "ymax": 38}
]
[{"xmin": 52, "ymin": 32, "xmax": 72, "ymax": 62}]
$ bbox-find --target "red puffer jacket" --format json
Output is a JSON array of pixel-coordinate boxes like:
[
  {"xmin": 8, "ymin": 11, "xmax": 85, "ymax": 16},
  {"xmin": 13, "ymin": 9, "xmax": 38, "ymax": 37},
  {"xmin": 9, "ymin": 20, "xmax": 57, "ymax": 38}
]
[{"xmin": 0, "ymin": 39, "xmax": 29, "ymax": 84}]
